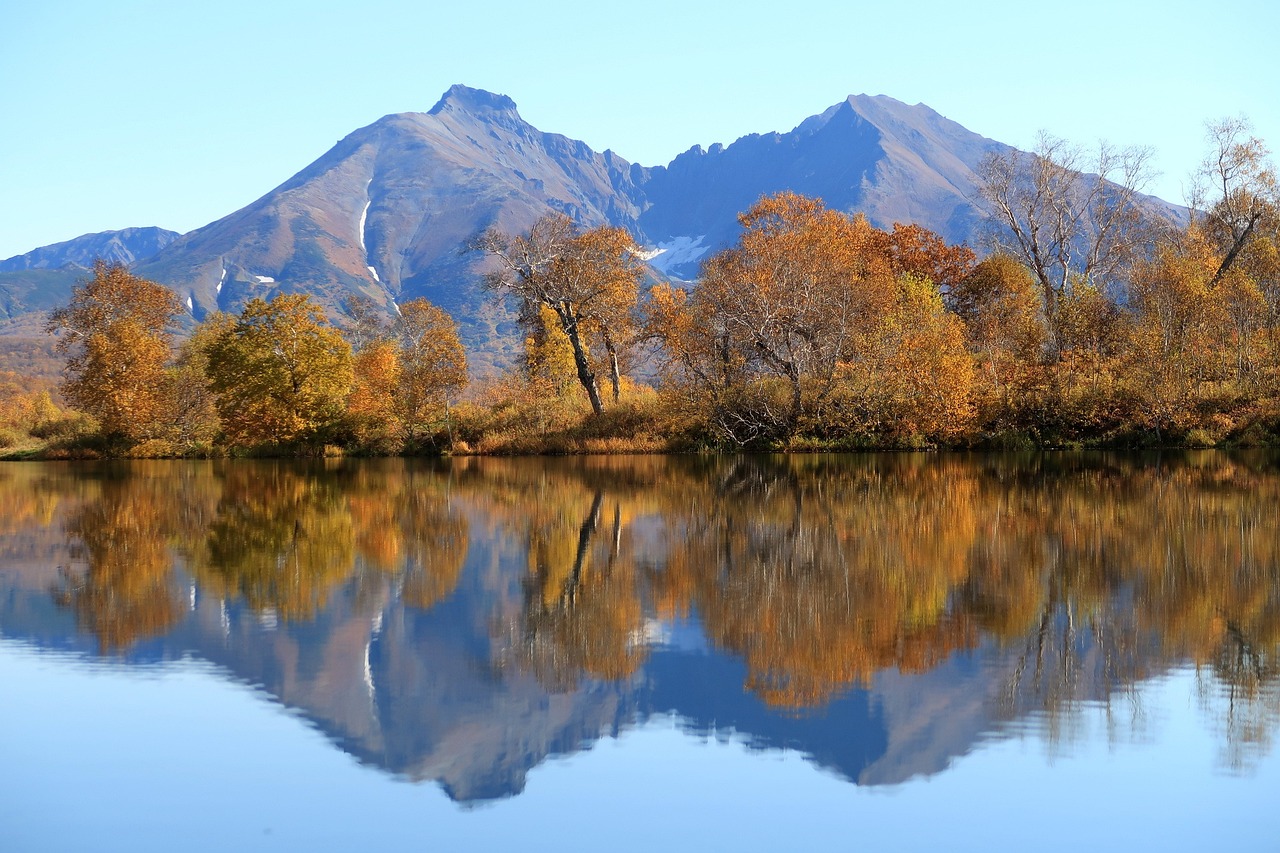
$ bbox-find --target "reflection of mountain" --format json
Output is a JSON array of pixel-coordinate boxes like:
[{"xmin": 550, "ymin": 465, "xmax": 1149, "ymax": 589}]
[{"xmin": 1, "ymin": 453, "xmax": 1278, "ymax": 801}]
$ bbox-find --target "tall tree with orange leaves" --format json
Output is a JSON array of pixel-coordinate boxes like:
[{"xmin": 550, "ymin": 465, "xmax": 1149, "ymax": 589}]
[{"xmin": 45, "ymin": 260, "xmax": 183, "ymax": 443}]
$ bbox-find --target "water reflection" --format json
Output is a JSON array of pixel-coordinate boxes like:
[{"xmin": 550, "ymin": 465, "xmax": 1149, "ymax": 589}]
[{"xmin": 1, "ymin": 452, "xmax": 1278, "ymax": 796}]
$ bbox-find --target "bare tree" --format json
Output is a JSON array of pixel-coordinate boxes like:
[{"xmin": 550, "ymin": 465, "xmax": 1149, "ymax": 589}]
[
  {"xmin": 978, "ymin": 132, "xmax": 1156, "ymax": 355},
  {"xmin": 1190, "ymin": 117, "xmax": 1279, "ymax": 286}
]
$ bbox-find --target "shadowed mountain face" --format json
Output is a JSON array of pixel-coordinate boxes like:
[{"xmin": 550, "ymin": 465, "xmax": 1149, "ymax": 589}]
[{"xmin": 0, "ymin": 86, "xmax": 1184, "ymax": 367}]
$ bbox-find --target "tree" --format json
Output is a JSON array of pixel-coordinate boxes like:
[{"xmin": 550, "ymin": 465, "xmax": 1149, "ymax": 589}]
[
  {"xmin": 978, "ymin": 133, "xmax": 1156, "ymax": 355},
  {"xmin": 648, "ymin": 192, "xmax": 975, "ymax": 444},
  {"xmin": 393, "ymin": 298, "xmax": 468, "ymax": 445},
  {"xmin": 693, "ymin": 193, "xmax": 894, "ymax": 438},
  {"xmin": 45, "ymin": 260, "xmax": 183, "ymax": 442},
  {"xmin": 1191, "ymin": 117, "xmax": 1280, "ymax": 286},
  {"xmin": 165, "ymin": 314, "xmax": 231, "ymax": 448},
  {"xmin": 346, "ymin": 337, "xmax": 401, "ymax": 448},
  {"xmin": 345, "ymin": 297, "xmax": 467, "ymax": 449},
  {"xmin": 205, "ymin": 293, "xmax": 353, "ymax": 448},
  {"xmin": 474, "ymin": 214, "xmax": 644, "ymax": 415},
  {"xmin": 950, "ymin": 254, "xmax": 1047, "ymax": 419}
]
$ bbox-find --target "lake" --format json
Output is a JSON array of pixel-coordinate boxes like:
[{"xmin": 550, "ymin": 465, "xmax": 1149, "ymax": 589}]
[{"xmin": 1, "ymin": 453, "xmax": 1277, "ymax": 851}]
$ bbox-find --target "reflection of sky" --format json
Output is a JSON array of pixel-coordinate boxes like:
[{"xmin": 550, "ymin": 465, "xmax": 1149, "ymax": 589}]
[{"xmin": 2, "ymin": 641, "xmax": 1275, "ymax": 852}]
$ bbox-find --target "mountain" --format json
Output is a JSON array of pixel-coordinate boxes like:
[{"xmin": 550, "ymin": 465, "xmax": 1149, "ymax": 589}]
[
  {"xmin": 0, "ymin": 86, "xmax": 1185, "ymax": 369},
  {"xmin": 132, "ymin": 84, "xmax": 648, "ymax": 372},
  {"xmin": 0, "ymin": 226, "xmax": 179, "ymax": 272},
  {"xmin": 0, "ymin": 227, "xmax": 181, "ymax": 335},
  {"xmin": 636, "ymin": 94, "xmax": 1001, "ymax": 278}
]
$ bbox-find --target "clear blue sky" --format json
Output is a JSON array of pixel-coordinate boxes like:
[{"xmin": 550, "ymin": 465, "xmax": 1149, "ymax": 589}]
[{"xmin": 2, "ymin": 0, "xmax": 1277, "ymax": 261}]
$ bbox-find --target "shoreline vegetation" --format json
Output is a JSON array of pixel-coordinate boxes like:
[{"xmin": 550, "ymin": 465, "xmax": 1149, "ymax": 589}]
[{"xmin": 4, "ymin": 121, "xmax": 1280, "ymax": 461}]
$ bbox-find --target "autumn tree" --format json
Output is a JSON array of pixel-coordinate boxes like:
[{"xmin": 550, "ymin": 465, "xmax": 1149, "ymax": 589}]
[
  {"xmin": 649, "ymin": 193, "xmax": 975, "ymax": 444},
  {"xmin": 950, "ymin": 254, "xmax": 1047, "ymax": 423},
  {"xmin": 52, "ymin": 472, "xmax": 186, "ymax": 652},
  {"xmin": 1191, "ymin": 117, "xmax": 1280, "ymax": 286},
  {"xmin": 205, "ymin": 293, "xmax": 353, "ymax": 449},
  {"xmin": 474, "ymin": 215, "xmax": 644, "ymax": 414},
  {"xmin": 45, "ymin": 260, "xmax": 183, "ymax": 443},
  {"xmin": 346, "ymin": 337, "xmax": 401, "ymax": 449},
  {"xmin": 165, "ymin": 313, "xmax": 231, "ymax": 449},
  {"xmin": 394, "ymin": 298, "xmax": 467, "ymax": 445},
  {"xmin": 978, "ymin": 133, "xmax": 1156, "ymax": 355},
  {"xmin": 345, "ymin": 297, "xmax": 467, "ymax": 450},
  {"xmin": 881, "ymin": 222, "xmax": 976, "ymax": 292},
  {"xmin": 188, "ymin": 463, "xmax": 356, "ymax": 621},
  {"xmin": 832, "ymin": 273, "xmax": 976, "ymax": 443},
  {"xmin": 680, "ymin": 193, "xmax": 895, "ymax": 440}
]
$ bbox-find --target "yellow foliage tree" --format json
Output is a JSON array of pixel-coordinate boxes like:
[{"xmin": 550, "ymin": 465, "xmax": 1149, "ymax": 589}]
[
  {"xmin": 395, "ymin": 298, "xmax": 467, "ymax": 445},
  {"xmin": 205, "ymin": 294, "xmax": 354, "ymax": 449},
  {"xmin": 950, "ymin": 254, "xmax": 1047, "ymax": 426}
]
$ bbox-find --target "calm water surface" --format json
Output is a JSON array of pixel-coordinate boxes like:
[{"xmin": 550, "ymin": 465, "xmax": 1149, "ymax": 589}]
[{"xmin": 1, "ymin": 453, "xmax": 1277, "ymax": 851}]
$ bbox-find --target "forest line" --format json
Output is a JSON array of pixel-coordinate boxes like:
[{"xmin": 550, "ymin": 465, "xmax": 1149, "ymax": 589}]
[{"xmin": 2, "ymin": 118, "xmax": 1278, "ymax": 458}]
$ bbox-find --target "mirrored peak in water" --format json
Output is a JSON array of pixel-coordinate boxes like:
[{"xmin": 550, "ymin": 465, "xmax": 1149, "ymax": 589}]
[{"xmin": 1, "ymin": 451, "xmax": 1278, "ymax": 799}]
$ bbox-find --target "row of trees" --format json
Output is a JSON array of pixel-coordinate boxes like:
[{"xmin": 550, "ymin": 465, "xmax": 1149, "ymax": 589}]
[
  {"xmin": 471, "ymin": 117, "xmax": 1279, "ymax": 449},
  {"xmin": 32, "ymin": 118, "xmax": 1280, "ymax": 454},
  {"xmin": 42, "ymin": 262, "xmax": 467, "ymax": 454}
]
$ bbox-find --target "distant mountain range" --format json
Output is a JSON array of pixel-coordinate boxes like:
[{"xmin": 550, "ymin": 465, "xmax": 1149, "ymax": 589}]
[
  {"xmin": 0, "ymin": 226, "xmax": 179, "ymax": 272},
  {"xmin": 0, "ymin": 85, "xmax": 1183, "ymax": 370}
]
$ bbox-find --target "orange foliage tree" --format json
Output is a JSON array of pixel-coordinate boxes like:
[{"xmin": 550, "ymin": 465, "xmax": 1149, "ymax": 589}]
[
  {"xmin": 45, "ymin": 260, "xmax": 183, "ymax": 443},
  {"xmin": 648, "ymin": 192, "xmax": 976, "ymax": 445}
]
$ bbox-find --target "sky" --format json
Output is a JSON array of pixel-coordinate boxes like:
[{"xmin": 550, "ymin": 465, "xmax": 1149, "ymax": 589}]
[{"xmin": 2, "ymin": 0, "xmax": 1278, "ymax": 261}]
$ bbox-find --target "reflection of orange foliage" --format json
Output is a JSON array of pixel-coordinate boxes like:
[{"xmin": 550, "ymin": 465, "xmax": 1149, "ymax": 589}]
[
  {"xmin": 53, "ymin": 473, "xmax": 185, "ymax": 652},
  {"xmin": 8, "ymin": 450, "xmax": 1277, "ymax": 751},
  {"xmin": 653, "ymin": 456, "xmax": 981, "ymax": 708}
]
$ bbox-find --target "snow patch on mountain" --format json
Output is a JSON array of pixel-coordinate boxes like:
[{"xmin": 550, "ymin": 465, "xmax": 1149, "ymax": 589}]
[
  {"xmin": 358, "ymin": 179, "xmax": 372, "ymax": 253},
  {"xmin": 644, "ymin": 235, "xmax": 711, "ymax": 275}
]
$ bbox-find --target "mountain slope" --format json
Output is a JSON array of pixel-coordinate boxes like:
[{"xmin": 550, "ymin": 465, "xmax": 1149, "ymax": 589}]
[
  {"xmin": 636, "ymin": 94, "xmax": 1005, "ymax": 278},
  {"xmin": 134, "ymin": 85, "xmax": 646, "ymax": 371}
]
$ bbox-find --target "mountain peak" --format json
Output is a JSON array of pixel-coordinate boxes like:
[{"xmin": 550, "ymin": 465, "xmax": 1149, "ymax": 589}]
[{"xmin": 429, "ymin": 84, "xmax": 520, "ymax": 118}]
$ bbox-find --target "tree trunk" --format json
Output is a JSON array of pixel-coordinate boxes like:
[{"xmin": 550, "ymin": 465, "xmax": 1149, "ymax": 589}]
[
  {"xmin": 559, "ymin": 308, "xmax": 604, "ymax": 415},
  {"xmin": 605, "ymin": 337, "xmax": 622, "ymax": 403}
]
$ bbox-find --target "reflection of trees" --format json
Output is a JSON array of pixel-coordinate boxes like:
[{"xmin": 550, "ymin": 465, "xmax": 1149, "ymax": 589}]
[
  {"xmin": 467, "ymin": 458, "xmax": 650, "ymax": 689},
  {"xmin": 953, "ymin": 454, "xmax": 1280, "ymax": 760},
  {"xmin": 51, "ymin": 466, "xmax": 196, "ymax": 652},
  {"xmin": 649, "ymin": 455, "xmax": 981, "ymax": 708},
  {"xmin": 15, "ymin": 451, "xmax": 1280, "ymax": 763},
  {"xmin": 460, "ymin": 452, "xmax": 1280, "ymax": 762},
  {"xmin": 518, "ymin": 491, "xmax": 645, "ymax": 687},
  {"xmin": 188, "ymin": 464, "xmax": 357, "ymax": 621},
  {"xmin": 398, "ymin": 465, "xmax": 469, "ymax": 610},
  {"xmin": 38, "ymin": 460, "xmax": 470, "ymax": 640}
]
